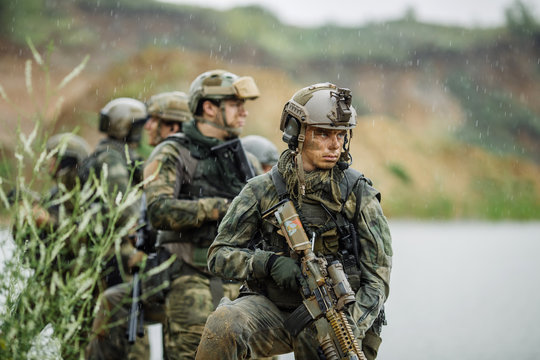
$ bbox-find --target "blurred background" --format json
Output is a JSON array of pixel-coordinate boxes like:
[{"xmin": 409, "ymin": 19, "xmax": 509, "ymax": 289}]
[
  {"xmin": 1, "ymin": 0, "xmax": 539, "ymax": 359},
  {"xmin": 1, "ymin": 0, "xmax": 539, "ymax": 220}
]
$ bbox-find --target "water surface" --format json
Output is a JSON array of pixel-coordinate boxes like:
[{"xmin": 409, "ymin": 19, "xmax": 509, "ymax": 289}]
[{"xmin": 3, "ymin": 222, "xmax": 540, "ymax": 359}]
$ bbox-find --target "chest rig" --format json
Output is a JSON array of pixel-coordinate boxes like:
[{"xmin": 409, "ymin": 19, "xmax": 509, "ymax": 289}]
[
  {"xmin": 163, "ymin": 134, "xmax": 246, "ymax": 248},
  {"xmin": 261, "ymin": 166, "xmax": 367, "ymax": 292}
]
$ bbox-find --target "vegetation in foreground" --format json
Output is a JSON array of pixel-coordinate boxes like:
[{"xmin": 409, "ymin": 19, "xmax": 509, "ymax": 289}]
[{"xmin": 0, "ymin": 45, "xmax": 143, "ymax": 358}]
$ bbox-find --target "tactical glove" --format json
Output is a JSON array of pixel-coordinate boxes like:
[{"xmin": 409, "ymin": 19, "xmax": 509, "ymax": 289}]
[
  {"xmin": 268, "ymin": 255, "xmax": 305, "ymax": 292},
  {"xmin": 199, "ymin": 197, "xmax": 230, "ymax": 221}
]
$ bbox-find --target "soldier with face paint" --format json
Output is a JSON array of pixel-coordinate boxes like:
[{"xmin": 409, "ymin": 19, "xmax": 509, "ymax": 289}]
[{"xmin": 195, "ymin": 83, "xmax": 392, "ymax": 360}]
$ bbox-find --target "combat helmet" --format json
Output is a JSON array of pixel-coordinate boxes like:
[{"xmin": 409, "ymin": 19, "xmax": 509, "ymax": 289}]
[
  {"xmin": 241, "ymin": 135, "xmax": 279, "ymax": 168},
  {"xmin": 99, "ymin": 97, "xmax": 147, "ymax": 143},
  {"xmin": 46, "ymin": 133, "xmax": 91, "ymax": 186},
  {"xmin": 188, "ymin": 69, "xmax": 259, "ymax": 137},
  {"xmin": 188, "ymin": 69, "xmax": 259, "ymax": 114},
  {"xmin": 46, "ymin": 132, "xmax": 91, "ymax": 168},
  {"xmin": 146, "ymin": 91, "xmax": 191, "ymax": 124},
  {"xmin": 280, "ymin": 82, "xmax": 356, "ymax": 151}
]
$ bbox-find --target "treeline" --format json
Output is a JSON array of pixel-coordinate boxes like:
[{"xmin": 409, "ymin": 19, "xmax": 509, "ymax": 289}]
[{"xmin": 2, "ymin": 0, "xmax": 539, "ymax": 61}]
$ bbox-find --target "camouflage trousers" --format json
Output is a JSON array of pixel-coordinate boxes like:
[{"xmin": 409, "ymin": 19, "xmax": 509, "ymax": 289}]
[
  {"xmin": 195, "ymin": 294, "xmax": 383, "ymax": 360},
  {"xmin": 85, "ymin": 283, "xmax": 165, "ymax": 360},
  {"xmin": 165, "ymin": 273, "xmax": 240, "ymax": 360}
]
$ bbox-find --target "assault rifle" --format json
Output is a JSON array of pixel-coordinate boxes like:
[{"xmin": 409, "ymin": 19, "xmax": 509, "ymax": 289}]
[
  {"xmin": 274, "ymin": 200, "xmax": 367, "ymax": 360},
  {"xmin": 210, "ymin": 138, "xmax": 256, "ymax": 182},
  {"xmin": 127, "ymin": 193, "xmax": 155, "ymax": 344}
]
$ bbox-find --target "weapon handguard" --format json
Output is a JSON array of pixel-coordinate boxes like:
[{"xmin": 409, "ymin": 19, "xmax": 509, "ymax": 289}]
[{"xmin": 274, "ymin": 200, "xmax": 366, "ymax": 360}]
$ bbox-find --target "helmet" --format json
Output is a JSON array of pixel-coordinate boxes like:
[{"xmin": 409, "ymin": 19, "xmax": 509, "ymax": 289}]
[
  {"xmin": 188, "ymin": 69, "xmax": 259, "ymax": 115},
  {"xmin": 46, "ymin": 133, "xmax": 91, "ymax": 186},
  {"xmin": 146, "ymin": 91, "xmax": 191, "ymax": 124},
  {"xmin": 99, "ymin": 97, "xmax": 147, "ymax": 142},
  {"xmin": 46, "ymin": 133, "xmax": 91, "ymax": 167},
  {"xmin": 241, "ymin": 135, "xmax": 279, "ymax": 167},
  {"xmin": 280, "ymin": 83, "xmax": 356, "ymax": 150}
]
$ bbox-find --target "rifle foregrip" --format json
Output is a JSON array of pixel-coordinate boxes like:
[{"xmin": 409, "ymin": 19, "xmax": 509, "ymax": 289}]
[{"xmin": 326, "ymin": 309, "xmax": 366, "ymax": 360}]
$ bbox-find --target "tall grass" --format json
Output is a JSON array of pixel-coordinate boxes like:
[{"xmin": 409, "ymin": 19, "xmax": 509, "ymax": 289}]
[{"xmin": 0, "ymin": 41, "xmax": 142, "ymax": 359}]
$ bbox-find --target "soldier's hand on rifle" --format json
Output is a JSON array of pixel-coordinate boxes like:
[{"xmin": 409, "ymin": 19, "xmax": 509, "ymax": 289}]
[{"xmin": 267, "ymin": 255, "xmax": 306, "ymax": 292}]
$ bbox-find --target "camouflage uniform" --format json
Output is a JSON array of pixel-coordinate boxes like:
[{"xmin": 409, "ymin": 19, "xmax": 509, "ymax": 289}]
[
  {"xmin": 136, "ymin": 70, "xmax": 260, "ymax": 360},
  {"xmin": 85, "ymin": 98, "xmax": 151, "ymax": 360},
  {"xmin": 143, "ymin": 119, "xmax": 255, "ymax": 359},
  {"xmin": 196, "ymin": 83, "xmax": 392, "ymax": 360},
  {"xmin": 88, "ymin": 138, "xmax": 142, "ymax": 220}
]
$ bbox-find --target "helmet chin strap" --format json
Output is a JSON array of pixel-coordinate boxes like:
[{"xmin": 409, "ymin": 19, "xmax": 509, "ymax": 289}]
[
  {"xmin": 195, "ymin": 101, "xmax": 241, "ymax": 138},
  {"xmin": 295, "ymin": 124, "xmax": 307, "ymax": 201},
  {"xmin": 154, "ymin": 119, "xmax": 165, "ymax": 144}
]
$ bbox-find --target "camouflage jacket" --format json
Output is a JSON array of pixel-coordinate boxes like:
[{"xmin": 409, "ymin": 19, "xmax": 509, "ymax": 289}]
[
  {"xmin": 208, "ymin": 151, "xmax": 392, "ymax": 338},
  {"xmin": 143, "ymin": 120, "xmax": 260, "ymax": 270},
  {"xmin": 86, "ymin": 138, "xmax": 143, "ymax": 226}
]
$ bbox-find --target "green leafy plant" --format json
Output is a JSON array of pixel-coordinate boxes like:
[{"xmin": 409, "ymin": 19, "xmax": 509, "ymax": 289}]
[{"xmin": 0, "ymin": 40, "xmax": 142, "ymax": 359}]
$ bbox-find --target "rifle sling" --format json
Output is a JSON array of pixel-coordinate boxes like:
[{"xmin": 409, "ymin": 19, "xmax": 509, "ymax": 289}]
[{"xmin": 270, "ymin": 166, "xmax": 288, "ymax": 200}]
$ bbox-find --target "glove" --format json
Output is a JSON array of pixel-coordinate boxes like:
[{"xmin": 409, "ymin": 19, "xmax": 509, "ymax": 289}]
[
  {"xmin": 268, "ymin": 255, "xmax": 304, "ymax": 292},
  {"xmin": 199, "ymin": 197, "xmax": 230, "ymax": 221}
]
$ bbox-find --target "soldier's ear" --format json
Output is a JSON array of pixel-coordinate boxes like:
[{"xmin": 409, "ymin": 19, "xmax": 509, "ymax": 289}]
[{"xmin": 202, "ymin": 100, "xmax": 218, "ymax": 117}]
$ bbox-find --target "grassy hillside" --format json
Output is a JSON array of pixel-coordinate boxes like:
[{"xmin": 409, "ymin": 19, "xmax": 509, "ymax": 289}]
[{"xmin": 1, "ymin": 0, "xmax": 539, "ymax": 219}]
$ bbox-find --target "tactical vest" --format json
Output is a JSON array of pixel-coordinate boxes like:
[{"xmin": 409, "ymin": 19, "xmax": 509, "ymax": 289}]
[
  {"xmin": 249, "ymin": 166, "xmax": 374, "ymax": 310},
  {"xmin": 157, "ymin": 133, "xmax": 248, "ymax": 254}
]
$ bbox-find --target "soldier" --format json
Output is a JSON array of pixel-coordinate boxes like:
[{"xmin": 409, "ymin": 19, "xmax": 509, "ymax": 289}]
[
  {"xmin": 81, "ymin": 97, "xmax": 148, "ymax": 287},
  {"xmin": 4, "ymin": 133, "xmax": 93, "ymax": 358},
  {"xmin": 31, "ymin": 132, "xmax": 91, "ymax": 255},
  {"xmin": 142, "ymin": 70, "xmax": 260, "ymax": 360},
  {"xmin": 83, "ymin": 98, "xmax": 152, "ymax": 360},
  {"xmin": 195, "ymin": 83, "xmax": 392, "ymax": 360},
  {"xmin": 34, "ymin": 133, "xmax": 91, "ymax": 227},
  {"xmin": 241, "ymin": 135, "xmax": 280, "ymax": 173},
  {"xmin": 144, "ymin": 91, "xmax": 192, "ymax": 146},
  {"xmin": 47, "ymin": 133, "xmax": 91, "ymax": 190},
  {"xmin": 85, "ymin": 93, "xmax": 191, "ymax": 359}
]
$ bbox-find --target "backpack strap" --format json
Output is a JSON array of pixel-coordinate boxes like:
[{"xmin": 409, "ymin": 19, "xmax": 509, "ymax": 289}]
[
  {"xmin": 339, "ymin": 168, "xmax": 365, "ymax": 205},
  {"xmin": 270, "ymin": 165, "xmax": 288, "ymax": 200},
  {"xmin": 163, "ymin": 133, "xmax": 197, "ymax": 198}
]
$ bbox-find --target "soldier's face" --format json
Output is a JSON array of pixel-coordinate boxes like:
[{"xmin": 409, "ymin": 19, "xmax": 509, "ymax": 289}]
[
  {"xmin": 222, "ymin": 99, "xmax": 248, "ymax": 129},
  {"xmin": 301, "ymin": 126, "xmax": 346, "ymax": 172},
  {"xmin": 144, "ymin": 116, "xmax": 178, "ymax": 146}
]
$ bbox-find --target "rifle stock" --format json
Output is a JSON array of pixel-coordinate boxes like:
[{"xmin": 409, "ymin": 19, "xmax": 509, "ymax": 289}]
[
  {"xmin": 210, "ymin": 138, "xmax": 256, "ymax": 182},
  {"xmin": 274, "ymin": 200, "xmax": 366, "ymax": 360}
]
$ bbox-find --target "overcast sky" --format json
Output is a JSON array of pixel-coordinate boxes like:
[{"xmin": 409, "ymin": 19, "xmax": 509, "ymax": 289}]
[{"xmin": 158, "ymin": 0, "xmax": 539, "ymax": 27}]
